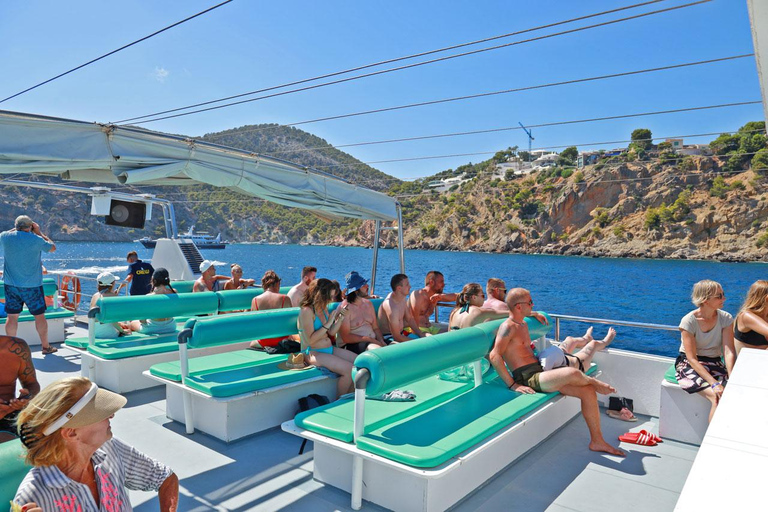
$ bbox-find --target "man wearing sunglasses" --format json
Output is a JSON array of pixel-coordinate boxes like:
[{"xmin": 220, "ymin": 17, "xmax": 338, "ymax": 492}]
[
  {"xmin": 483, "ymin": 278, "xmax": 550, "ymax": 328},
  {"xmin": 489, "ymin": 288, "xmax": 625, "ymax": 456}
]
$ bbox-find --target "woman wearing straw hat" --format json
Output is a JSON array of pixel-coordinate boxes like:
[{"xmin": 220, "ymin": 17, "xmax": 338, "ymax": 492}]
[{"xmin": 12, "ymin": 377, "xmax": 178, "ymax": 511}]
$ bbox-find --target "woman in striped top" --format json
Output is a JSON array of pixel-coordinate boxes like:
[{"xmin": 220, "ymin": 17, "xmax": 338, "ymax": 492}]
[{"xmin": 12, "ymin": 376, "xmax": 178, "ymax": 512}]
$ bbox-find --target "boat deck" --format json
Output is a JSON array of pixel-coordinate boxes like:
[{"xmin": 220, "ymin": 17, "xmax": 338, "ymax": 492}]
[{"xmin": 31, "ymin": 324, "xmax": 696, "ymax": 511}]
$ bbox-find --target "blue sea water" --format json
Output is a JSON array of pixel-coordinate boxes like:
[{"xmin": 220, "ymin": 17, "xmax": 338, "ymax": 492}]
[{"xmin": 2, "ymin": 241, "xmax": 766, "ymax": 358}]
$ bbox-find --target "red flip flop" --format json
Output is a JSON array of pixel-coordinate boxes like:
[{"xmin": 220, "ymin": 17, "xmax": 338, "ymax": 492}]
[
  {"xmin": 618, "ymin": 431, "xmax": 657, "ymax": 446},
  {"xmin": 639, "ymin": 430, "xmax": 662, "ymax": 443}
]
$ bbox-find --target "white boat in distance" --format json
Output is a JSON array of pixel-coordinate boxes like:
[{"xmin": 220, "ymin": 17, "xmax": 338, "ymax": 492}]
[{"xmin": 137, "ymin": 225, "xmax": 229, "ymax": 250}]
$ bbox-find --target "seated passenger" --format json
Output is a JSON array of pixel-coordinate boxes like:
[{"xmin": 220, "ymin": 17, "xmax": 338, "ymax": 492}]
[
  {"xmin": 448, "ymin": 282, "xmax": 507, "ymax": 329},
  {"xmin": 192, "ymin": 260, "xmax": 229, "ymax": 292},
  {"xmin": 482, "ymin": 278, "xmax": 509, "ymax": 315},
  {"xmin": 489, "ymin": 288, "xmax": 624, "ymax": 456},
  {"xmin": 250, "ymin": 270, "xmax": 294, "ymax": 349},
  {"xmin": 330, "ymin": 279, "xmax": 343, "ymax": 302},
  {"xmin": 733, "ymin": 280, "xmax": 768, "ymax": 356},
  {"xmin": 409, "ymin": 270, "xmax": 457, "ymax": 330},
  {"xmin": 13, "ymin": 377, "xmax": 178, "ymax": 511},
  {"xmin": 133, "ymin": 268, "xmax": 177, "ymax": 335},
  {"xmin": 676, "ymin": 280, "xmax": 735, "ymax": 422},
  {"xmin": 223, "ymin": 263, "xmax": 256, "ymax": 290},
  {"xmin": 297, "ymin": 279, "xmax": 356, "ymax": 398},
  {"xmin": 0, "ymin": 335, "xmax": 40, "ymax": 443},
  {"xmin": 90, "ymin": 273, "xmax": 135, "ymax": 338},
  {"xmin": 338, "ymin": 271, "xmax": 385, "ymax": 354},
  {"xmin": 288, "ymin": 266, "xmax": 317, "ymax": 306},
  {"xmin": 378, "ymin": 274, "xmax": 425, "ymax": 343}
]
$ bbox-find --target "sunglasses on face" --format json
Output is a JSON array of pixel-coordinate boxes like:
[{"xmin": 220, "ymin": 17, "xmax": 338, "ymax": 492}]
[
  {"xmin": 712, "ymin": 293, "xmax": 724, "ymax": 299},
  {"xmin": 515, "ymin": 300, "xmax": 534, "ymax": 306}
]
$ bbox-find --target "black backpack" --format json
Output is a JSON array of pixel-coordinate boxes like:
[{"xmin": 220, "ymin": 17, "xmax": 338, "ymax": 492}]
[{"xmin": 296, "ymin": 394, "xmax": 330, "ymax": 455}]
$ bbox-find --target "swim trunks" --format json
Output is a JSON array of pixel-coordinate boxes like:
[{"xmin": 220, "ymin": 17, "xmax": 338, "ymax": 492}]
[
  {"xmin": 512, "ymin": 362, "xmax": 545, "ymax": 392},
  {"xmin": 4, "ymin": 284, "xmax": 46, "ymax": 316}
]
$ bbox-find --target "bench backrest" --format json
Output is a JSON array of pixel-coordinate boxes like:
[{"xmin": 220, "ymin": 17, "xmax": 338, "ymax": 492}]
[
  {"xmin": 184, "ymin": 298, "xmax": 384, "ymax": 349},
  {"xmin": 216, "ymin": 286, "xmax": 293, "ymax": 313},
  {"xmin": 169, "ymin": 280, "xmax": 197, "ymax": 293},
  {"xmin": 0, "ymin": 277, "xmax": 58, "ymax": 299},
  {"xmin": 355, "ymin": 313, "xmax": 552, "ymax": 395},
  {"xmin": 96, "ymin": 293, "xmax": 220, "ymax": 323}
]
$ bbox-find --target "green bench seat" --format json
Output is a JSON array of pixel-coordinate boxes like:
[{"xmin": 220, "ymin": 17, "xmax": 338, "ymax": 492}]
[
  {"xmin": 0, "ymin": 439, "xmax": 30, "ymax": 507},
  {"xmin": 297, "ymin": 364, "xmax": 595, "ymax": 469},
  {"xmin": 87, "ymin": 338, "xmax": 184, "ymax": 359},
  {"xmin": 149, "ymin": 349, "xmax": 285, "ymax": 382},
  {"xmin": 665, "ymin": 364, "xmax": 678, "ymax": 384},
  {"xmin": 0, "ymin": 307, "xmax": 73, "ymax": 324},
  {"xmin": 66, "ymin": 331, "xmax": 180, "ymax": 350}
]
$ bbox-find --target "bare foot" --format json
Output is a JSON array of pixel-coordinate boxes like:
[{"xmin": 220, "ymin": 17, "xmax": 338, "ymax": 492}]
[
  {"xmin": 596, "ymin": 327, "xmax": 616, "ymax": 350},
  {"xmin": 583, "ymin": 326, "xmax": 594, "ymax": 343},
  {"xmin": 589, "ymin": 439, "xmax": 626, "ymax": 456},
  {"xmin": 590, "ymin": 378, "xmax": 616, "ymax": 395}
]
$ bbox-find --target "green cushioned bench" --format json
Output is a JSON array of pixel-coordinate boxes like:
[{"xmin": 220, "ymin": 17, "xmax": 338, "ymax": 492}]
[
  {"xmin": 0, "ymin": 439, "xmax": 30, "ymax": 507},
  {"xmin": 0, "ymin": 307, "xmax": 74, "ymax": 324},
  {"xmin": 283, "ymin": 313, "xmax": 591, "ymax": 511},
  {"xmin": 665, "ymin": 364, "xmax": 678, "ymax": 384}
]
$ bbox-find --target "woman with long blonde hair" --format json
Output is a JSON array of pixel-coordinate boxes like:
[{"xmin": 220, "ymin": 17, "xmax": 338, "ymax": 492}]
[{"xmin": 733, "ymin": 280, "xmax": 768, "ymax": 356}]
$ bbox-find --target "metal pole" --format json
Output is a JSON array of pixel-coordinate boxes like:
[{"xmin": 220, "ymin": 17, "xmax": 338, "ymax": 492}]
[
  {"xmin": 748, "ymin": 0, "xmax": 768, "ymax": 122},
  {"xmin": 351, "ymin": 369, "xmax": 370, "ymax": 510},
  {"xmin": 555, "ymin": 317, "xmax": 561, "ymax": 343},
  {"xmin": 397, "ymin": 203, "xmax": 405, "ymax": 274},
  {"xmin": 370, "ymin": 220, "xmax": 381, "ymax": 296}
]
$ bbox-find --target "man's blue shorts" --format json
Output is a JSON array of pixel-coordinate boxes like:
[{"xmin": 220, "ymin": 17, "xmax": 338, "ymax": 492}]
[{"xmin": 4, "ymin": 284, "xmax": 46, "ymax": 316}]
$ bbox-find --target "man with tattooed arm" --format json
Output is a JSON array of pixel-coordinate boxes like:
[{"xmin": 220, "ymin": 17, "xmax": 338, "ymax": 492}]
[{"xmin": 0, "ymin": 335, "xmax": 40, "ymax": 443}]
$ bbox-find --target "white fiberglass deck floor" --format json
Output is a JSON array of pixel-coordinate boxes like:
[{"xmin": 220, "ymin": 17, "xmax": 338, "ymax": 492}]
[{"xmin": 33, "ymin": 324, "xmax": 697, "ymax": 512}]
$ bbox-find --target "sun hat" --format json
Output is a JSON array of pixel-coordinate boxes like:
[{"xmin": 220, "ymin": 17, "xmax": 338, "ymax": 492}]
[
  {"xmin": 345, "ymin": 271, "xmax": 368, "ymax": 294},
  {"xmin": 97, "ymin": 272, "xmax": 117, "ymax": 286},
  {"xmin": 43, "ymin": 382, "xmax": 127, "ymax": 435},
  {"xmin": 200, "ymin": 260, "xmax": 214, "ymax": 273},
  {"xmin": 277, "ymin": 352, "xmax": 315, "ymax": 371}
]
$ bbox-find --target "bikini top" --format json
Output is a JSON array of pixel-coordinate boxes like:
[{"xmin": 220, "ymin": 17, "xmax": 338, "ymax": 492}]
[{"xmin": 734, "ymin": 317, "xmax": 768, "ymax": 347}]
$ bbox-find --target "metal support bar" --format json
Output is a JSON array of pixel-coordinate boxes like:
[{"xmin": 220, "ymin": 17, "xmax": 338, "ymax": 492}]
[
  {"xmin": 396, "ymin": 203, "xmax": 405, "ymax": 274},
  {"xmin": 178, "ymin": 328, "xmax": 194, "ymax": 435},
  {"xmin": 370, "ymin": 221, "xmax": 381, "ymax": 296},
  {"xmin": 555, "ymin": 317, "xmax": 561, "ymax": 343},
  {"xmin": 87, "ymin": 307, "xmax": 99, "ymax": 347},
  {"xmin": 473, "ymin": 360, "xmax": 483, "ymax": 387},
  {"xmin": 351, "ymin": 368, "xmax": 370, "ymax": 510}
]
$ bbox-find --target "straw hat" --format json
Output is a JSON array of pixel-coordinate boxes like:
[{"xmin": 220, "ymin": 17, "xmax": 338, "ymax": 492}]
[{"xmin": 277, "ymin": 352, "xmax": 314, "ymax": 371}]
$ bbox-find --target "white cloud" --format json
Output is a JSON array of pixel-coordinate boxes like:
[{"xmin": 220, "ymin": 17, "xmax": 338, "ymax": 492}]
[{"xmin": 151, "ymin": 67, "xmax": 170, "ymax": 83}]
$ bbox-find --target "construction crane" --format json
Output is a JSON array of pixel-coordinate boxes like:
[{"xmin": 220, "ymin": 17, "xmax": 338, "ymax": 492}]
[{"xmin": 519, "ymin": 122, "xmax": 534, "ymax": 163}]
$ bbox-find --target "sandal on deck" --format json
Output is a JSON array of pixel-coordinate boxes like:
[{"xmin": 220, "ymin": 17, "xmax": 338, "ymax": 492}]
[
  {"xmin": 639, "ymin": 430, "xmax": 662, "ymax": 443},
  {"xmin": 606, "ymin": 407, "xmax": 637, "ymax": 422},
  {"xmin": 618, "ymin": 431, "xmax": 657, "ymax": 446},
  {"xmin": 42, "ymin": 345, "xmax": 58, "ymax": 355}
]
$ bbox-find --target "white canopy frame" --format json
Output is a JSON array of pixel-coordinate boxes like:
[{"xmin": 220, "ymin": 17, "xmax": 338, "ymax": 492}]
[{"xmin": 0, "ymin": 110, "xmax": 405, "ymax": 290}]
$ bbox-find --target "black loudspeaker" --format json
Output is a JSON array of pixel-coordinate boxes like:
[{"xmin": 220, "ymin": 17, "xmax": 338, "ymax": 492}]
[{"xmin": 105, "ymin": 199, "xmax": 146, "ymax": 229}]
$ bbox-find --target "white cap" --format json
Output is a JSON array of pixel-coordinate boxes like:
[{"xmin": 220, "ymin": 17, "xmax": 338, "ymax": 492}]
[
  {"xmin": 199, "ymin": 260, "xmax": 214, "ymax": 273},
  {"xmin": 97, "ymin": 272, "xmax": 117, "ymax": 285}
]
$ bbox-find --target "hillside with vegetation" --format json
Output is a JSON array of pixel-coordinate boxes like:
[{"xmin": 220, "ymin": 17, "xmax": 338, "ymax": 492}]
[{"xmin": 1, "ymin": 121, "xmax": 767, "ymax": 262}]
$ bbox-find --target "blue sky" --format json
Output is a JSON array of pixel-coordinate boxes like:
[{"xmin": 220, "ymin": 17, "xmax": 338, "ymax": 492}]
[{"xmin": 0, "ymin": 0, "xmax": 762, "ymax": 181}]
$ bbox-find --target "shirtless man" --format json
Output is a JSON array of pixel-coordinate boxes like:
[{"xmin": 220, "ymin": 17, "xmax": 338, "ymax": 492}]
[
  {"xmin": 378, "ymin": 274, "xmax": 425, "ymax": 342},
  {"xmin": 0, "ymin": 336, "xmax": 40, "ymax": 443},
  {"xmin": 193, "ymin": 260, "xmax": 229, "ymax": 292},
  {"xmin": 288, "ymin": 266, "xmax": 317, "ymax": 307},
  {"xmin": 483, "ymin": 277, "xmax": 550, "ymax": 326},
  {"xmin": 409, "ymin": 271, "xmax": 458, "ymax": 328},
  {"xmin": 338, "ymin": 271, "xmax": 385, "ymax": 354},
  {"xmin": 489, "ymin": 288, "xmax": 624, "ymax": 456}
]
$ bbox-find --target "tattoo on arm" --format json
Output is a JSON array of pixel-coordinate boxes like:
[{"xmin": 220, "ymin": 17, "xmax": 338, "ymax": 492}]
[{"xmin": 10, "ymin": 338, "xmax": 39, "ymax": 394}]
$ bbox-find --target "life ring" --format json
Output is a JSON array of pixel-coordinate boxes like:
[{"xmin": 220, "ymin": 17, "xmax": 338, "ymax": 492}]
[{"xmin": 61, "ymin": 273, "xmax": 82, "ymax": 311}]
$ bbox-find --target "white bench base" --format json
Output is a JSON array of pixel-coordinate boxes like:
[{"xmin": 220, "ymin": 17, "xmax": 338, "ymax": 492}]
[
  {"xmin": 0, "ymin": 317, "xmax": 67, "ymax": 346},
  {"xmin": 659, "ymin": 379, "xmax": 710, "ymax": 445},
  {"xmin": 282, "ymin": 394, "xmax": 581, "ymax": 512},
  {"xmin": 147, "ymin": 372, "xmax": 338, "ymax": 443},
  {"xmin": 77, "ymin": 341, "xmax": 251, "ymax": 393}
]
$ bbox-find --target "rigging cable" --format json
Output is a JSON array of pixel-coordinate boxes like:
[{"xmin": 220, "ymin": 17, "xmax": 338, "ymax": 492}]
[
  {"xmin": 0, "ymin": 0, "xmax": 235, "ymax": 104},
  {"xmin": 120, "ymin": 0, "xmax": 712, "ymax": 125}
]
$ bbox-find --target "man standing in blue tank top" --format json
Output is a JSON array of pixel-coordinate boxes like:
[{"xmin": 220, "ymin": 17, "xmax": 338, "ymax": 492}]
[
  {"xmin": 120, "ymin": 251, "xmax": 154, "ymax": 295},
  {"xmin": 0, "ymin": 215, "xmax": 57, "ymax": 354}
]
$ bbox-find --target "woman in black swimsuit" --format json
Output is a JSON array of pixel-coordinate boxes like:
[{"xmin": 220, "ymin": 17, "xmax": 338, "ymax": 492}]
[{"xmin": 734, "ymin": 280, "xmax": 768, "ymax": 357}]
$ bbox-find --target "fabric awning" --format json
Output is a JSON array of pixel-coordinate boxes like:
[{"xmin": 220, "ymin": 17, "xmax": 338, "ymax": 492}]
[{"xmin": 0, "ymin": 110, "xmax": 398, "ymax": 221}]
